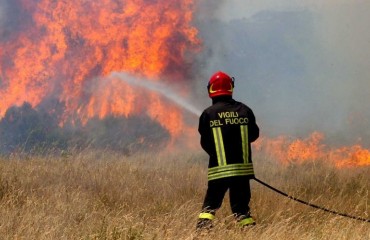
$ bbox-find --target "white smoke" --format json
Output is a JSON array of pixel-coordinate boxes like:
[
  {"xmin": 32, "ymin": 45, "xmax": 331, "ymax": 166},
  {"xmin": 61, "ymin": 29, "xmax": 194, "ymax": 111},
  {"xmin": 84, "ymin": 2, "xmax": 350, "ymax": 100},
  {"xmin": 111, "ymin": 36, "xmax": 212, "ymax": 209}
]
[
  {"xmin": 195, "ymin": 0, "xmax": 370, "ymax": 145},
  {"xmin": 212, "ymin": 0, "xmax": 366, "ymax": 20},
  {"xmin": 0, "ymin": 1, "xmax": 6, "ymax": 30}
]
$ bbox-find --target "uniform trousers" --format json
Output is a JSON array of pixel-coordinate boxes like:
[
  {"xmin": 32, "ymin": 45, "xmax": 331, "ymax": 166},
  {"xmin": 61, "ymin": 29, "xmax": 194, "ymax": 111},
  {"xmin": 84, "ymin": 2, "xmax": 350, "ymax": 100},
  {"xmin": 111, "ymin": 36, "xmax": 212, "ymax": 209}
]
[{"xmin": 201, "ymin": 175, "xmax": 251, "ymax": 218}]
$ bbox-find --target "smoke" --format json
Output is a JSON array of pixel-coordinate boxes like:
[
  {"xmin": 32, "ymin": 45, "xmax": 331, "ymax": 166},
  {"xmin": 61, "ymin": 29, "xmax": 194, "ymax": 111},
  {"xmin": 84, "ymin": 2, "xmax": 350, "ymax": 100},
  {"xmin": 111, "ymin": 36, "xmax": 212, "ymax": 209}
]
[
  {"xmin": 194, "ymin": 0, "xmax": 370, "ymax": 146},
  {"xmin": 0, "ymin": 2, "xmax": 3, "ymax": 27},
  {"xmin": 0, "ymin": 0, "xmax": 28, "ymax": 40},
  {"xmin": 0, "ymin": 0, "xmax": 8, "ymax": 39}
]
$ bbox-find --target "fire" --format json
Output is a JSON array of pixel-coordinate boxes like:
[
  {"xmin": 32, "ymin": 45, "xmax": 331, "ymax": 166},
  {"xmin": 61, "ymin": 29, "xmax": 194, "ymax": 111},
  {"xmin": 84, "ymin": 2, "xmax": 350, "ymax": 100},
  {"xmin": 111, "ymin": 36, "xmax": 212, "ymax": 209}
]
[
  {"xmin": 255, "ymin": 132, "xmax": 370, "ymax": 168},
  {"xmin": 2, "ymin": 1, "xmax": 370, "ymax": 166},
  {"xmin": 0, "ymin": 0, "xmax": 200, "ymax": 138},
  {"xmin": 331, "ymin": 145, "xmax": 370, "ymax": 168}
]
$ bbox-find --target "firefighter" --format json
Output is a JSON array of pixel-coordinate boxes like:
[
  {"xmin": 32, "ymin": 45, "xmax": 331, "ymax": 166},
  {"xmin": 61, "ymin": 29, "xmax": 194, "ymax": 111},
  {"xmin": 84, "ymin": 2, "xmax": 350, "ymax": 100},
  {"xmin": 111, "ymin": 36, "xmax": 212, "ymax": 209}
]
[{"xmin": 197, "ymin": 71, "xmax": 260, "ymax": 229}]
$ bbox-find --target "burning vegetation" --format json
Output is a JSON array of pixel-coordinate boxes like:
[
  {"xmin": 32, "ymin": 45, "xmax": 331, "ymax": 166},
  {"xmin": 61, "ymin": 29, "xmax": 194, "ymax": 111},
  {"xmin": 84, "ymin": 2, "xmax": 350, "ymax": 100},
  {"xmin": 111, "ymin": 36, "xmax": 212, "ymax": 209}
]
[
  {"xmin": 255, "ymin": 132, "xmax": 370, "ymax": 168},
  {"xmin": 0, "ymin": 102, "xmax": 169, "ymax": 155},
  {"xmin": 0, "ymin": 0, "xmax": 200, "ymax": 154},
  {"xmin": 0, "ymin": 0, "xmax": 370, "ymax": 168}
]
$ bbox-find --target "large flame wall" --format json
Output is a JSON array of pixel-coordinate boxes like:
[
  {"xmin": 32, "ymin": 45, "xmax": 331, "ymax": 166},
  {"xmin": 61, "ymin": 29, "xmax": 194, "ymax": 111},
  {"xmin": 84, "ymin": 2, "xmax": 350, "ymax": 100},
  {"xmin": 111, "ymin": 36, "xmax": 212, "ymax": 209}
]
[{"xmin": 0, "ymin": 0, "xmax": 200, "ymax": 137}]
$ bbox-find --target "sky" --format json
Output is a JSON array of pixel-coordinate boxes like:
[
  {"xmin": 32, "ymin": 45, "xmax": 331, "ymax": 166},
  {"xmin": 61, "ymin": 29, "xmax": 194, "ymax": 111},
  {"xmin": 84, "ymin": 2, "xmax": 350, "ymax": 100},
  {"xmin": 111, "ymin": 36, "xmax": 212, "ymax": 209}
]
[{"xmin": 194, "ymin": 0, "xmax": 370, "ymax": 145}]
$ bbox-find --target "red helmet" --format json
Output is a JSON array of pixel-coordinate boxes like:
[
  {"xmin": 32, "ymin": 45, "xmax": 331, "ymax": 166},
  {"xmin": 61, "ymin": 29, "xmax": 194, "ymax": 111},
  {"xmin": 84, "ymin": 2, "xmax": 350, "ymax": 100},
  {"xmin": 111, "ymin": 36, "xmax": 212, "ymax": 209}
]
[{"xmin": 207, "ymin": 71, "xmax": 234, "ymax": 98}]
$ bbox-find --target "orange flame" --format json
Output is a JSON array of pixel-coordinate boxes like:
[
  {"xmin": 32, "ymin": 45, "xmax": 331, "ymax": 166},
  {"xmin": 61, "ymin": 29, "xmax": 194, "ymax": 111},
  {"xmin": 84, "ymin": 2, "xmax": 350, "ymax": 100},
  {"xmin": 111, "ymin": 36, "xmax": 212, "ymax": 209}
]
[
  {"xmin": 0, "ymin": 0, "xmax": 200, "ymax": 138},
  {"xmin": 255, "ymin": 132, "xmax": 370, "ymax": 168}
]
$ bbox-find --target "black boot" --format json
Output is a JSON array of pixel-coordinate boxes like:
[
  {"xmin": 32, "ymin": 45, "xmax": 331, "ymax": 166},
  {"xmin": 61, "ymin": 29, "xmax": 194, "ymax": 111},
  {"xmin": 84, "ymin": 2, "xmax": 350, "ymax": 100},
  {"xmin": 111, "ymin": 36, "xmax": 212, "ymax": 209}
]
[{"xmin": 196, "ymin": 218, "xmax": 213, "ymax": 230}]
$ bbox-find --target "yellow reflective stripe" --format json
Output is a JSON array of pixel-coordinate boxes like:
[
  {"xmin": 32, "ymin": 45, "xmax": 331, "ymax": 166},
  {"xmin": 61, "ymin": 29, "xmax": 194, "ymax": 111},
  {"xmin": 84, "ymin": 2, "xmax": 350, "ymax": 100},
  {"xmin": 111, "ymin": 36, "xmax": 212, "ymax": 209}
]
[
  {"xmin": 218, "ymin": 128, "xmax": 226, "ymax": 165},
  {"xmin": 239, "ymin": 217, "xmax": 255, "ymax": 226},
  {"xmin": 212, "ymin": 127, "xmax": 226, "ymax": 166},
  {"xmin": 212, "ymin": 128, "xmax": 222, "ymax": 166},
  {"xmin": 240, "ymin": 125, "xmax": 249, "ymax": 163},
  {"xmin": 208, "ymin": 170, "xmax": 255, "ymax": 181},
  {"xmin": 208, "ymin": 163, "xmax": 255, "ymax": 181},
  {"xmin": 209, "ymin": 170, "xmax": 254, "ymax": 177},
  {"xmin": 198, "ymin": 212, "xmax": 215, "ymax": 220},
  {"xmin": 208, "ymin": 163, "xmax": 253, "ymax": 174}
]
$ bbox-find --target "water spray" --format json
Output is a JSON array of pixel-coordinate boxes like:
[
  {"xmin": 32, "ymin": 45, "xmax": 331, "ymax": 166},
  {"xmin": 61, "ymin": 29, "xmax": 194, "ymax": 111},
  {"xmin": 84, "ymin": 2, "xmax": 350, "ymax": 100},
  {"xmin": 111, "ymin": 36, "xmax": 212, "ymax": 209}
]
[{"xmin": 109, "ymin": 72, "xmax": 202, "ymax": 117}]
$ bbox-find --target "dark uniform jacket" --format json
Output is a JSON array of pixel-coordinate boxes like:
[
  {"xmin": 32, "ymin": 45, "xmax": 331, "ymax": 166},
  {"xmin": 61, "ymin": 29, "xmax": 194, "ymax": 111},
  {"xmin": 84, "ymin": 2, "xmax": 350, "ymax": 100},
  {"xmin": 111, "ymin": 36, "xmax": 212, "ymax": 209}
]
[{"xmin": 198, "ymin": 97, "xmax": 259, "ymax": 181}]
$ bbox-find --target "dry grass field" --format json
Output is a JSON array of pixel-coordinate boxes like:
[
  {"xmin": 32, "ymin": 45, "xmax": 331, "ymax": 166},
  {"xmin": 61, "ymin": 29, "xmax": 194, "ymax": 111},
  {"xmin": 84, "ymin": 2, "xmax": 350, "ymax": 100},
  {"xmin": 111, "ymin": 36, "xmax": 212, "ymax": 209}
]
[{"xmin": 0, "ymin": 150, "xmax": 369, "ymax": 240}]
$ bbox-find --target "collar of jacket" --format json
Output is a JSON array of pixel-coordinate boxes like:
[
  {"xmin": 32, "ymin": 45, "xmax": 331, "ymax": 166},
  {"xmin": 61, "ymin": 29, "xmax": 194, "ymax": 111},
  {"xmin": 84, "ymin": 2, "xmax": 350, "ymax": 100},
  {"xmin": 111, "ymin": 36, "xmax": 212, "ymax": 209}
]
[{"xmin": 212, "ymin": 96, "xmax": 233, "ymax": 105}]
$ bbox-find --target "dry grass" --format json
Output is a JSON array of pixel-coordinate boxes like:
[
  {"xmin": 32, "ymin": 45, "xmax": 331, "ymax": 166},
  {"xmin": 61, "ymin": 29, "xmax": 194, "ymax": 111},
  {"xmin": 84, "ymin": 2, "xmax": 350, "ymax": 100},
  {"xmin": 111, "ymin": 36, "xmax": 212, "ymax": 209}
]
[{"xmin": 0, "ymin": 150, "xmax": 369, "ymax": 240}]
